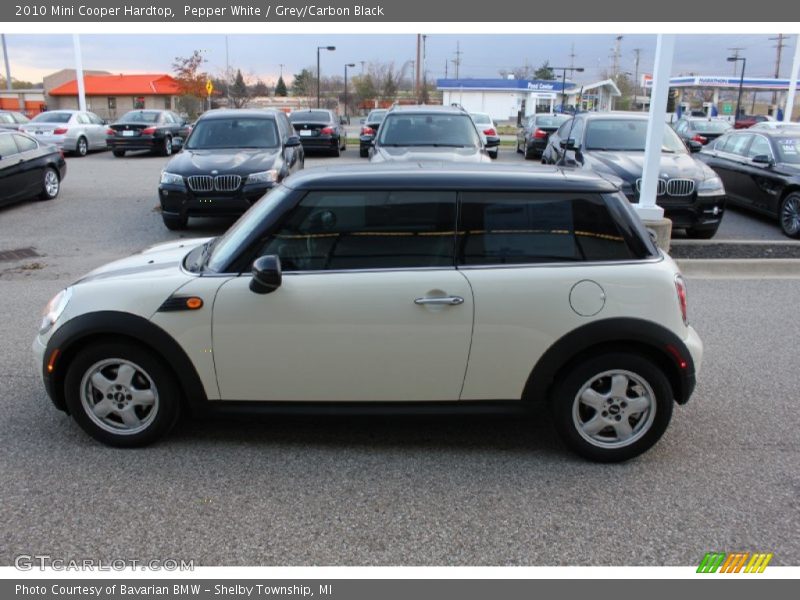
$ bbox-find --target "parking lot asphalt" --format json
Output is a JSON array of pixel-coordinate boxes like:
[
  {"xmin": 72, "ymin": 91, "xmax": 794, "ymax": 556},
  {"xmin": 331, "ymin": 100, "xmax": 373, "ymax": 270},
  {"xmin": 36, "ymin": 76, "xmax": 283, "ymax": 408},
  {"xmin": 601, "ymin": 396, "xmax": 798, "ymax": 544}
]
[{"xmin": 1, "ymin": 150, "xmax": 798, "ymax": 566}]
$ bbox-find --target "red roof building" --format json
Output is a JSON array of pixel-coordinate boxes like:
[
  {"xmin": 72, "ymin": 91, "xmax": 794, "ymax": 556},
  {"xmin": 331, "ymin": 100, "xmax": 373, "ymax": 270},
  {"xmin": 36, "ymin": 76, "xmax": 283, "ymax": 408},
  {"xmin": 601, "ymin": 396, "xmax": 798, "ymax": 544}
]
[{"xmin": 43, "ymin": 70, "xmax": 182, "ymax": 119}]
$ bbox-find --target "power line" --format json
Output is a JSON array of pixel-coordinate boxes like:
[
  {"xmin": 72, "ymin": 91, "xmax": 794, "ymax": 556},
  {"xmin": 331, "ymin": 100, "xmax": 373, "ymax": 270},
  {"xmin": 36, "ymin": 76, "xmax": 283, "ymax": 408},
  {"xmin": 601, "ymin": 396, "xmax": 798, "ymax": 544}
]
[{"xmin": 769, "ymin": 33, "xmax": 787, "ymax": 105}]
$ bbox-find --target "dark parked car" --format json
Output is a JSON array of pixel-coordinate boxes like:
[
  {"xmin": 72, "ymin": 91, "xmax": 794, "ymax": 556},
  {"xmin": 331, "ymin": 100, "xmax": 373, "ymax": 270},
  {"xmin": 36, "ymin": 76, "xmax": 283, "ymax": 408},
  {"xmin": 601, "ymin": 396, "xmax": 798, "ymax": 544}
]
[
  {"xmin": 289, "ymin": 109, "xmax": 346, "ymax": 156},
  {"xmin": 698, "ymin": 129, "xmax": 800, "ymax": 237},
  {"xmin": 470, "ymin": 112, "xmax": 500, "ymax": 159},
  {"xmin": 158, "ymin": 109, "xmax": 304, "ymax": 230},
  {"xmin": 359, "ymin": 109, "xmax": 387, "ymax": 157},
  {"xmin": 370, "ymin": 105, "xmax": 493, "ymax": 164},
  {"xmin": 673, "ymin": 118, "xmax": 732, "ymax": 146},
  {"xmin": 0, "ymin": 110, "xmax": 31, "ymax": 131},
  {"xmin": 0, "ymin": 130, "xmax": 66, "ymax": 207},
  {"xmin": 107, "ymin": 110, "xmax": 190, "ymax": 157},
  {"xmin": 516, "ymin": 113, "xmax": 571, "ymax": 160},
  {"xmin": 543, "ymin": 112, "xmax": 726, "ymax": 239}
]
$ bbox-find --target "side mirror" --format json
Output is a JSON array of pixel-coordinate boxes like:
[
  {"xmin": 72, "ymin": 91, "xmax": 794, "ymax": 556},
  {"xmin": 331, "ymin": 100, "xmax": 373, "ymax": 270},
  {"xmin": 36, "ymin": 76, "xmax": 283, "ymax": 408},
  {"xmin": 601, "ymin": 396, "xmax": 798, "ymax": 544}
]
[
  {"xmin": 687, "ymin": 140, "xmax": 703, "ymax": 153},
  {"xmin": 751, "ymin": 154, "xmax": 774, "ymax": 166},
  {"xmin": 285, "ymin": 136, "xmax": 301, "ymax": 147},
  {"xmin": 559, "ymin": 138, "xmax": 577, "ymax": 150},
  {"xmin": 250, "ymin": 255, "xmax": 282, "ymax": 294}
]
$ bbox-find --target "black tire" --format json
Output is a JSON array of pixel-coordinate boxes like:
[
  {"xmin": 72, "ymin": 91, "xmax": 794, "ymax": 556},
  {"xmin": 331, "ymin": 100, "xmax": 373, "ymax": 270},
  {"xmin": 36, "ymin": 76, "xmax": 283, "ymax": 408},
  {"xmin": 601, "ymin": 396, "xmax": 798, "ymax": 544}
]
[
  {"xmin": 112, "ymin": 149, "xmax": 126, "ymax": 158},
  {"xmin": 340, "ymin": 136, "xmax": 346, "ymax": 152},
  {"xmin": 161, "ymin": 136, "xmax": 173, "ymax": 157},
  {"xmin": 550, "ymin": 352, "xmax": 674, "ymax": 462},
  {"xmin": 38, "ymin": 167, "xmax": 60, "ymax": 200},
  {"xmin": 74, "ymin": 136, "xmax": 88, "ymax": 157},
  {"xmin": 524, "ymin": 146, "xmax": 537, "ymax": 160},
  {"xmin": 779, "ymin": 192, "xmax": 800, "ymax": 238},
  {"xmin": 162, "ymin": 213, "xmax": 188, "ymax": 230},
  {"xmin": 359, "ymin": 147, "xmax": 369, "ymax": 158},
  {"xmin": 63, "ymin": 342, "xmax": 181, "ymax": 447},
  {"xmin": 332, "ymin": 143, "xmax": 341, "ymax": 158},
  {"xmin": 516, "ymin": 140, "xmax": 524, "ymax": 154},
  {"xmin": 685, "ymin": 223, "xmax": 720, "ymax": 239},
  {"xmin": 488, "ymin": 149, "xmax": 498, "ymax": 160}
]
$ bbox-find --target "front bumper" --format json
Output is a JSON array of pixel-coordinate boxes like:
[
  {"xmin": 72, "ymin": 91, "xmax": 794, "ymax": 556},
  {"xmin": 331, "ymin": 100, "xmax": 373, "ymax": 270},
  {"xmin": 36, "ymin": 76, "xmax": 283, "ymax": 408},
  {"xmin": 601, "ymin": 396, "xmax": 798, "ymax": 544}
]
[
  {"xmin": 159, "ymin": 183, "xmax": 274, "ymax": 218},
  {"xmin": 625, "ymin": 191, "xmax": 726, "ymax": 230}
]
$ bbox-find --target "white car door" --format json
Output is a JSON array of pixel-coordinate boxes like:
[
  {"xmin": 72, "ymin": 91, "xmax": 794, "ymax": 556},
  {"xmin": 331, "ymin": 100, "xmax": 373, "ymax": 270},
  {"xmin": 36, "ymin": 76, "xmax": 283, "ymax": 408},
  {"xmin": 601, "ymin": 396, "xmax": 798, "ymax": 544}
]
[{"xmin": 212, "ymin": 189, "xmax": 474, "ymax": 402}]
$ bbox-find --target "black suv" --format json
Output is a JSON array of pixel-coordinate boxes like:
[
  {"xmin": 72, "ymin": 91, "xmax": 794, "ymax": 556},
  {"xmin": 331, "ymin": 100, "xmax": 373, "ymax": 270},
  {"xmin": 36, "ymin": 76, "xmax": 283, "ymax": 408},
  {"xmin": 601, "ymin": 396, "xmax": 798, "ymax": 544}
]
[
  {"xmin": 543, "ymin": 113, "xmax": 726, "ymax": 239},
  {"xmin": 370, "ymin": 105, "xmax": 493, "ymax": 164},
  {"xmin": 158, "ymin": 109, "xmax": 303, "ymax": 230}
]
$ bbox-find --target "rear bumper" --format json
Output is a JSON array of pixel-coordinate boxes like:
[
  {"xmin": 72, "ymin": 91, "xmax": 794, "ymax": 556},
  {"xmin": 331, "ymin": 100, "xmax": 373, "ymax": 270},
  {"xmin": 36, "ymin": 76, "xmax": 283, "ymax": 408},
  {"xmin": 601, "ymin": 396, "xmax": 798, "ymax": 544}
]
[
  {"xmin": 299, "ymin": 135, "xmax": 340, "ymax": 150},
  {"xmin": 108, "ymin": 136, "xmax": 160, "ymax": 151},
  {"xmin": 159, "ymin": 183, "xmax": 274, "ymax": 218}
]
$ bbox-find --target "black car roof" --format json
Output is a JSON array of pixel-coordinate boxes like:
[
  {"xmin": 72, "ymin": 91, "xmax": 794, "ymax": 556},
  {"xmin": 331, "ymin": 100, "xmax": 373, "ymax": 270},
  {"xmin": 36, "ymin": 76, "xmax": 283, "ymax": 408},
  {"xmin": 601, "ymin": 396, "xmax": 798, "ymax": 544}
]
[
  {"xmin": 283, "ymin": 163, "xmax": 619, "ymax": 192},
  {"xmin": 577, "ymin": 112, "xmax": 648, "ymax": 121},
  {"xmin": 386, "ymin": 105, "xmax": 469, "ymax": 115},
  {"xmin": 197, "ymin": 109, "xmax": 281, "ymax": 121}
]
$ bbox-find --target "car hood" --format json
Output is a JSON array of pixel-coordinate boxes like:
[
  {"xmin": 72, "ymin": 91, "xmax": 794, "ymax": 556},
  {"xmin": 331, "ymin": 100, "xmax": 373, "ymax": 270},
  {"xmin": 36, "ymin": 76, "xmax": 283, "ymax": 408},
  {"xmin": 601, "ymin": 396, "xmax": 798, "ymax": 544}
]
[
  {"xmin": 165, "ymin": 148, "xmax": 281, "ymax": 175},
  {"xmin": 76, "ymin": 238, "xmax": 210, "ymax": 284},
  {"xmin": 371, "ymin": 146, "xmax": 491, "ymax": 163},
  {"xmin": 583, "ymin": 151, "xmax": 713, "ymax": 182}
]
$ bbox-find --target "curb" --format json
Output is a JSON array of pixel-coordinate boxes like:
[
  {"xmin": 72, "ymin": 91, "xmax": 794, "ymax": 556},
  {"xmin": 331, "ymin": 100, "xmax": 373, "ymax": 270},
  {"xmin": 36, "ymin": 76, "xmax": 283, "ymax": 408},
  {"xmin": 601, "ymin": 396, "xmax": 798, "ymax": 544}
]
[{"xmin": 675, "ymin": 258, "xmax": 800, "ymax": 279}]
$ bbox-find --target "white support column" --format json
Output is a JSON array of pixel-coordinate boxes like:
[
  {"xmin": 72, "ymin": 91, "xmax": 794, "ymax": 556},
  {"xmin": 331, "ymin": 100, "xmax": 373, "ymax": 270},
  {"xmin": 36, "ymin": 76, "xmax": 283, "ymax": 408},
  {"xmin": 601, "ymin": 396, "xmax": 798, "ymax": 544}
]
[
  {"xmin": 785, "ymin": 35, "xmax": 800, "ymax": 122},
  {"xmin": 636, "ymin": 34, "xmax": 675, "ymax": 223},
  {"xmin": 72, "ymin": 34, "xmax": 86, "ymax": 112}
]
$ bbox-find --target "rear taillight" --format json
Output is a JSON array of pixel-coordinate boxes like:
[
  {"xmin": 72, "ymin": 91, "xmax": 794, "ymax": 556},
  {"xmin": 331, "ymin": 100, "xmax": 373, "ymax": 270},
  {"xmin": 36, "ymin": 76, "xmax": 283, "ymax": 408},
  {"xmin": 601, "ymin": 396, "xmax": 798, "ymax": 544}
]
[
  {"xmin": 674, "ymin": 274, "xmax": 688, "ymax": 326},
  {"xmin": 483, "ymin": 128, "xmax": 497, "ymax": 136},
  {"xmin": 106, "ymin": 128, "xmax": 115, "ymax": 136},
  {"xmin": 320, "ymin": 127, "xmax": 334, "ymax": 135},
  {"xmin": 533, "ymin": 128, "xmax": 547, "ymax": 139},
  {"xmin": 53, "ymin": 128, "xmax": 68, "ymax": 135},
  {"xmin": 692, "ymin": 134, "xmax": 707, "ymax": 144},
  {"xmin": 361, "ymin": 126, "xmax": 375, "ymax": 136},
  {"xmin": 142, "ymin": 127, "xmax": 156, "ymax": 135}
]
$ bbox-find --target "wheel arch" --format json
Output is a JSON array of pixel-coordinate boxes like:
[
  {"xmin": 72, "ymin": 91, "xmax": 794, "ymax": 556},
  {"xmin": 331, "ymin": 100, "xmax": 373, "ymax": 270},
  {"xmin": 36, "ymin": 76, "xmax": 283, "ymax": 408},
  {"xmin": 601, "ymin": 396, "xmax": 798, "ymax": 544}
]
[
  {"xmin": 522, "ymin": 318, "xmax": 696, "ymax": 406},
  {"xmin": 43, "ymin": 311, "xmax": 208, "ymax": 415}
]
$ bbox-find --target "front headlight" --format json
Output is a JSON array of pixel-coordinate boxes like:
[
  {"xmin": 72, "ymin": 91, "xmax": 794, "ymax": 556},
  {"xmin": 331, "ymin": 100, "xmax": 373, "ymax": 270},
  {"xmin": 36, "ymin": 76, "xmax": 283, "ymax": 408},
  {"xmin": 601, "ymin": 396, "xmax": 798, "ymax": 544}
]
[
  {"xmin": 246, "ymin": 169, "xmax": 278, "ymax": 185},
  {"xmin": 160, "ymin": 171, "xmax": 185, "ymax": 189},
  {"xmin": 697, "ymin": 175, "xmax": 725, "ymax": 196},
  {"xmin": 40, "ymin": 288, "xmax": 72, "ymax": 335}
]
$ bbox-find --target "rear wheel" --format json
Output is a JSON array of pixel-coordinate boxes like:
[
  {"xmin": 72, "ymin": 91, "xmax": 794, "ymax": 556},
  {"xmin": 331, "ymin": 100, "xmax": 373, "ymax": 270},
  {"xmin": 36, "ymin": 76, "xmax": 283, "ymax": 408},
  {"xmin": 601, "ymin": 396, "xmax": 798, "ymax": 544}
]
[
  {"xmin": 359, "ymin": 147, "xmax": 369, "ymax": 158},
  {"xmin": 524, "ymin": 146, "xmax": 537, "ymax": 160},
  {"xmin": 331, "ymin": 143, "xmax": 341, "ymax": 157},
  {"xmin": 516, "ymin": 139, "xmax": 524, "ymax": 154},
  {"xmin": 161, "ymin": 136, "xmax": 173, "ymax": 157},
  {"xmin": 75, "ymin": 136, "xmax": 88, "ymax": 157},
  {"xmin": 162, "ymin": 213, "xmax": 188, "ymax": 230},
  {"xmin": 551, "ymin": 353, "xmax": 673, "ymax": 462},
  {"xmin": 780, "ymin": 192, "xmax": 800, "ymax": 238},
  {"xmin": 38, "ymin": 167, "xmax": 60, "ymax": 200},
  {"xmin": 64, "ymin": 342, "xmax": 181, "ymax": 447},
  {"xmin": 488, "ymin": 149, "xmax": 498, "ymax": 159},
  {"xmin": 112, "ymin": 149, "xmax": 126, "ymax": 157}
]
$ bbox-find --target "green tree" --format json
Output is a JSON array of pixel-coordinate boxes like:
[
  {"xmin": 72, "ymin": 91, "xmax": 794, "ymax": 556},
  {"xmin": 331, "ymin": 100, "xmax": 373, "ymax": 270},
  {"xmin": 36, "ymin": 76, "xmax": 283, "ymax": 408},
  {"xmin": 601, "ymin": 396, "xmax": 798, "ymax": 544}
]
[
  {"xmin": 275, "ymin": 76, "xmax": 288, "ymax": 97},
  {"xmin": 291, "ymin": 69, "xmax": 315, "ymax": 97},
  {"xmin": 534, "ymin": 61, "xmax": 555, "ymax": 80},
  {"xmin": 250, "ymin": 79, "xmax": 269, "ymax": 97},
  {"xmin": 230, "ymin": 69, "xmax": 249, "ymax": 108}
]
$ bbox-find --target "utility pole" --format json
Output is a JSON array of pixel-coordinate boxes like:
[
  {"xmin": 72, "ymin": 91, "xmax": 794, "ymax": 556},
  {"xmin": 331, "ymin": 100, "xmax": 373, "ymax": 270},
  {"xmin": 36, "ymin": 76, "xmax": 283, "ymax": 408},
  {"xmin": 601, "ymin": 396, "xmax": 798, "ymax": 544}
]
[
  {"xmin": 453, "ymin": 41, "xmax": 463, "ymax": 79},
  {"xmin": 279, "ymin": 63, "xmax": 284, "ymax": 78},
  {"xmin": 633, "ymin": 48, "xmax": 641, "ymax": 110},
  {"xmin": 415, "ymin": 34, "xmax": 421, "ymax": 98},
  {"xmin": 444, "ymin": 59, "xmax": 448, "ymax": 79},
  {"xmin": 612, "ymin": 35, "xmax": 623, "ymax": 77},
  {"xmin": 568, "ymin": 43, "xmax": 576, "ymax": 70},
  {"xmin": 1, "ymin": 34, "xmax": 12, "ymax": 92},
  {"xmin": 728, "ymin": 47, "xmax": 745, "ymax": 76},
  {"xmin": 225, "ymin": 35, "xmax": 231, "ymax": 105},
  {"xmin": 770, "ymin": 34, "xmax": 786, "ymax": 107},
  {"xmin": 360, "ymin": 61, "xmax": 365, "ymax": 74}
]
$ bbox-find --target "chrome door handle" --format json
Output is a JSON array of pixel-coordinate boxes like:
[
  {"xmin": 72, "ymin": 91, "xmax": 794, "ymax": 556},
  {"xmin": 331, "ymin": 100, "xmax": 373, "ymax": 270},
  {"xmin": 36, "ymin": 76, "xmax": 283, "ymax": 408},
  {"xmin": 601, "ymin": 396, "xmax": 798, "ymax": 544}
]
[{"xmin": 414, "ymin": 296, "xmax": 464, "ymax": 306}]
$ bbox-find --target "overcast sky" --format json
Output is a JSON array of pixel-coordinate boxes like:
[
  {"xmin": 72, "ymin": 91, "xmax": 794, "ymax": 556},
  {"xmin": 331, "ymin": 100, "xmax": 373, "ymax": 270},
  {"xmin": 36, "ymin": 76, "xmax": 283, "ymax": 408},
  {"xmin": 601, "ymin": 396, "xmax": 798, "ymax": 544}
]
[{"xmin": 3, "ymin": 33, "xmax": 795, "ymax": 86}]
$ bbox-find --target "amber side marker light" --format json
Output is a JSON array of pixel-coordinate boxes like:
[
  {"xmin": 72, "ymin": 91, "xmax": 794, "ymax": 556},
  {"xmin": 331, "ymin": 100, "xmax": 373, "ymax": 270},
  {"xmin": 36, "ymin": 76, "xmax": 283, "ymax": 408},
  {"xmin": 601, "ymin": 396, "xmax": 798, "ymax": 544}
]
[
  {"xmin": 186, "ymin": 297, "xmax": 203, "ymax": 310},
  {"xmin": 47, "ymin": 349, "xmax": 60, "ymax": 373}
]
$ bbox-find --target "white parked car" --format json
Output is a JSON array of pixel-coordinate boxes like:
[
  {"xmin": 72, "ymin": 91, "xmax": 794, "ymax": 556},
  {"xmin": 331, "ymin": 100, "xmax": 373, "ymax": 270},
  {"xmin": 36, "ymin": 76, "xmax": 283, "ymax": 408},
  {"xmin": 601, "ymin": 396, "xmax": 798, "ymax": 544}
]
[
  {"xmin": 20, "ymin": 110, "xmax": 108, "ymax": 157},
  {"xmin": 34, "ymin": 164, "xmax": 702, "ymax": 462}
]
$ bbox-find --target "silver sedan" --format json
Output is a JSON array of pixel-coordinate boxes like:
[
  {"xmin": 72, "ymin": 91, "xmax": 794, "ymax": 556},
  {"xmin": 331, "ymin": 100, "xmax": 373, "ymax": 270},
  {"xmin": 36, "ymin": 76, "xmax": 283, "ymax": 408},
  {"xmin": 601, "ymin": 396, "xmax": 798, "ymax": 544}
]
[{"xmin": 20, "ymin": 110, "xmax": 108, "ymax": 157}]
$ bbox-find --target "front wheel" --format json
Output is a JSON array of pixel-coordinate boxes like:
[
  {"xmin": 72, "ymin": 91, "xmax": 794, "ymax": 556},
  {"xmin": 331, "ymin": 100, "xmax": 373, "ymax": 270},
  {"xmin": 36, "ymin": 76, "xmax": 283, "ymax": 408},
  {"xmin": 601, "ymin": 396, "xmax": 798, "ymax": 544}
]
[
  {"xmin": 63, "ymin": 342, "xmax": 181, "ymax": 447},
  {"xmin": 161, "ymin": 136, "xmax": 173, "ymax": 156},
  {"xmin": 38, "ymin": 167, "xmax": 60, "ymax": 200},
  {"xmin": 780, "ymin": 192, "xmax": 800, "ymax": 238},
  {"xmin": 551, "ymin": 353, "xmax": 673, "ymax": 462}
]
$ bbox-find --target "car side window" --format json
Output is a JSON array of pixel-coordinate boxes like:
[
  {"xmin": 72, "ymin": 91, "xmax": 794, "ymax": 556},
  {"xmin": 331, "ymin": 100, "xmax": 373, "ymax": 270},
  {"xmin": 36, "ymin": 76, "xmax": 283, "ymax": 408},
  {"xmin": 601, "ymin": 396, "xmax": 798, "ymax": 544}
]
[
  {"xmin": 88, "ymin": 112, "xmax": 103, "ymax": 125},
  {"xmin": 726, "ymin": 134, "xmax": 753, "ymax": 157},
  {"xmin": 568, "ymin": 119, "xmax": 584, "ymax": 146},
  {"xmin": 76, "ymin": 113, "xmax": 90, "ymax": 125},
  {"xmin": 747, "ymin": 135, "xmax": 773, "ymax": 159},
  {"xmin": 0, "ymin": 134, "xmax": 19, "ymax": 158},
  {"xmin": 259, "ymin": 190, "xmax": 457, "ymax": 271},
  {"xmin": 12, "ymin": 134, "xmax": 37, "ymax": 153},
  {"xmin": 458, "ymin": 192, "xmax": 636, "ymax": 265}
]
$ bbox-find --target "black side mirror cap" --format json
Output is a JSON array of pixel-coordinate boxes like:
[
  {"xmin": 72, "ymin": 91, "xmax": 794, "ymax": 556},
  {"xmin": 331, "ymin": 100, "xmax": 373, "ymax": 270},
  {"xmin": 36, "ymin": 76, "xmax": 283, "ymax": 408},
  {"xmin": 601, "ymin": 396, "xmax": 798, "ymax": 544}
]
[
  {"xmin": 687, "ymin": 140, "xmax": 703, "ymax": 153},
  {"xmin": 559, "ymin": 138, "xmax": 577, "ymax": 150},
  {"xmin": 250, "ymin": 255, "xmax": 282, "ymax": 294},
  {"xmin": 285, "ymin": 136, "xmax": 301, "ymax": 147},
  {"xmin": 751, "ymin": 154, "xmax": 774, "ymax": 166}
]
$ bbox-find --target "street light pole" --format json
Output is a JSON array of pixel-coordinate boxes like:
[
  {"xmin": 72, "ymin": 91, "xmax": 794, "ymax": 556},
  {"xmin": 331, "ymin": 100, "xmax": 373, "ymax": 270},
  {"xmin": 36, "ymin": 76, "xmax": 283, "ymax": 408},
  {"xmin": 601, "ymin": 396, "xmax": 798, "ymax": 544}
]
[
  {"xmin": 552, "ymin": 66, "xmax": 584, "ymax": 112},
  {"xmin": 344, "ymin": 63, "xmax": 355, "ymax": 123},
  {"xmin": 317, "ymin": 45, "xmax": 335, "ymax": 108},
  {"xmin": 728, "ymin": 55, "xmax": 746, "ymax": 123}
]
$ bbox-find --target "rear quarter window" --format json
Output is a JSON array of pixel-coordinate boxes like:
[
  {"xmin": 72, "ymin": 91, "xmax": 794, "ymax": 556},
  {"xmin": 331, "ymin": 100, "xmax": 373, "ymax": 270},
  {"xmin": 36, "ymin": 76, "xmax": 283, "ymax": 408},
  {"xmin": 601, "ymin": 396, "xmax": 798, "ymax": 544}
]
[{"xmin": 457, "ymin": 192, "xmax": 641, "ymax": 264}]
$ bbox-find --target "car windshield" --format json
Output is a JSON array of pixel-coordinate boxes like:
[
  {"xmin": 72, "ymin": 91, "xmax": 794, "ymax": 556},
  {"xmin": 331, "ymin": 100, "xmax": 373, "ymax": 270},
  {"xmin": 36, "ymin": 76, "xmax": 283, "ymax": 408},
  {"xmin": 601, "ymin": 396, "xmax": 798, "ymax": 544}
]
[
  {"xmin": 186, "ymin": 117, "xmax": 279, "ymax": 149},
  {"xmin": 775, "ymin": 136, "xmax": 800, "ymax": 164},
  {"xmin": 377, "ymin": 113, "xmax": 481, "ymax": 147},
  {"xmin": 585, "ymin": 119, "xmax": 687, "ymax": 153},
  {"xmin": 471, "ymin": 113, "xmax": 491, "ymax": 125},
  {"xmin": 204, "ymin": 184, "xmax": 293, "ymax": 272},
  {"xmin": 690, "ymin": 120, "xmax": 731, "ymax": 133},
  {"xmin": 118, "ymin": 110, "xmax": 160, "ymax": 123},
  {"xmin": 536, "ymin": 114, "xmax": 571, "ymax": 127},
  {"xmin": 30, "ymin": 112, "xmax": 72, "ymax": 124},
  {"xmin": 290, "ymin": 111, "xmax": 331, "ymax": 123}
]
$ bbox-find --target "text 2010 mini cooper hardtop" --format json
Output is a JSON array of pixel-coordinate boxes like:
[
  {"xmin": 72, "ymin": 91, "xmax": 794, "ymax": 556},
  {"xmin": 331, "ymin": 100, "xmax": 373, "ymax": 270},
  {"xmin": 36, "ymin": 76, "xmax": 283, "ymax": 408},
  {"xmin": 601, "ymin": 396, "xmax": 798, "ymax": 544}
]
[{"xmin": 34, "ymin": 164, "xmax": 702, "ymax": 462}]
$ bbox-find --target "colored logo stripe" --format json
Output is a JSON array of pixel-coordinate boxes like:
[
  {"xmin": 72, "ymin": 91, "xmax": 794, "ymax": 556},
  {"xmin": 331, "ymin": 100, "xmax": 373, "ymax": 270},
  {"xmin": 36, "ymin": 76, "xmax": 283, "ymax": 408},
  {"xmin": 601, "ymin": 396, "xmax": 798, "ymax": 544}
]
[{"xmin": 697, "ymin": 552, "xmax": 773, "ymax": 573}]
